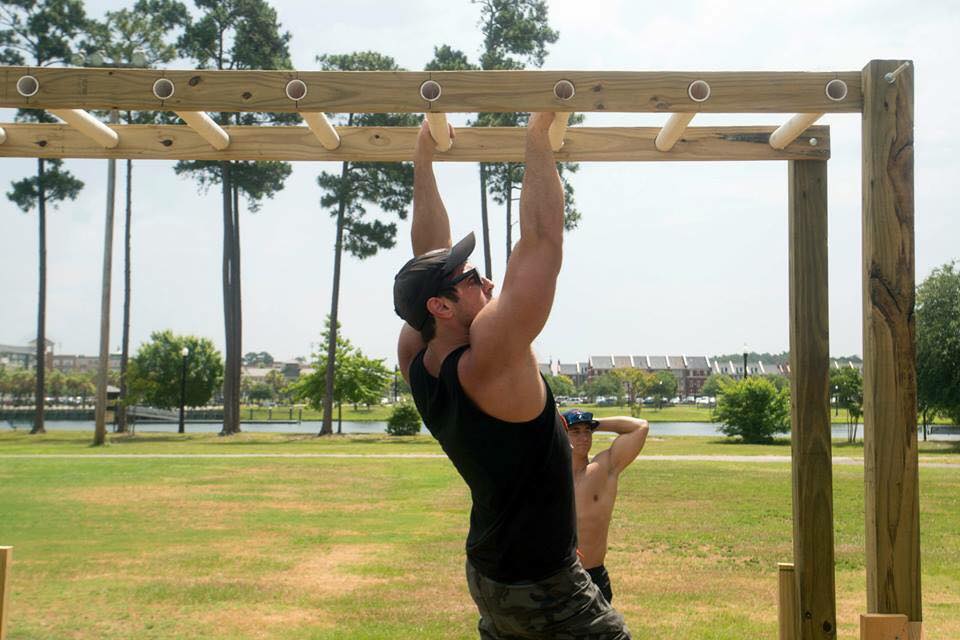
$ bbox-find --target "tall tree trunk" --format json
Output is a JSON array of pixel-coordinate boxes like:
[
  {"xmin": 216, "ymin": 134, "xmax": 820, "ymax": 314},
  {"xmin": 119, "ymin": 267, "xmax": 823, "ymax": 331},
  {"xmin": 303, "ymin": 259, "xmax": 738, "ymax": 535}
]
[
  {"xmin": 228, "ymin": 182, "xmax": 242, "ymax": 434},
  {"xmin": 220, "ymin": 161, "xmax": 235, "ymax": 435},
  {"xmin": 31, "ymin": 159, "xmax": 47, "ymax": 434},
  {"xmin": 478, "ymin": 163, "xmax": 493, "ymax": 280},
  {"xmin": 117, "ymin": 156, "xmax": 133, "ymax": 433},
  {"xmin": 94, "ymin": 110, "xmax": 119, "ymax": 447},
  {"xmin": 321, "ymin": 159, "xmax": 350, "ymax": 436}
]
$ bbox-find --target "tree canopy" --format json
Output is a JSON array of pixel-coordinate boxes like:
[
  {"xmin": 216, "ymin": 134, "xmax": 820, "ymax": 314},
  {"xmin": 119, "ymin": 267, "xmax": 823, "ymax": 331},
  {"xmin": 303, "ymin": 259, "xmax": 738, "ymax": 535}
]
[
  {"xmin": 127, "ymin": 330, "xmax": 224, "ymax": 410},
  {"xmin": 714, "ymin": 376, "xmax": 790, "ymax": 443},
  {"xmin": 917, "ymin": 261, "xmax": 960, "ymax": 428}
]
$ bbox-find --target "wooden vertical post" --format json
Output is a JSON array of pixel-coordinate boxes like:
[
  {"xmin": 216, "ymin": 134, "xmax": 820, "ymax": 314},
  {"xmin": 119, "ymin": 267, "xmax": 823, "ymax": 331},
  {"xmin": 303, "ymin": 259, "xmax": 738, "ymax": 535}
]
[
  {"xmin": 789, "ymin": 159, "xmax": 836, "ymax": 639},
  {"xmin": 861, "ymin": 60, "xmax": 921, "ymax": 638},
  {"xmin": 0, "ymin": 546, "xmax": 11, "ymax": 640},
  {"xmin": 778, "ymin": 563, "xmax": 798, "ymax": 640},
  {"xmin": 860, "ymin": 614, "xmax": 909, "ymax": 640}
]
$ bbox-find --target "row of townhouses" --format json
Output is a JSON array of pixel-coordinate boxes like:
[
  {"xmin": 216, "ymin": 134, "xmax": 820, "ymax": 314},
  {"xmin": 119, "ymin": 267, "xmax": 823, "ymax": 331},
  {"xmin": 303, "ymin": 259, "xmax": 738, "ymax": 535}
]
[
  {"xmin": 539, "ymin": 355, "xmax": 863, "ymax": 398},
  {"xmin": 0, "ymin": 340, "xmax": 313, "ymax": 380}
]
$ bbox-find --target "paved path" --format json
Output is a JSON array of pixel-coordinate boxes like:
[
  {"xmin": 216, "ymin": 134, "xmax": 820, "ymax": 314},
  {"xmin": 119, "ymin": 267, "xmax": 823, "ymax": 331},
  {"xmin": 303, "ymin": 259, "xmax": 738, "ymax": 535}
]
[{"xmin": 1, "ymin": 453, "xmax": 957, "ymax": 468}]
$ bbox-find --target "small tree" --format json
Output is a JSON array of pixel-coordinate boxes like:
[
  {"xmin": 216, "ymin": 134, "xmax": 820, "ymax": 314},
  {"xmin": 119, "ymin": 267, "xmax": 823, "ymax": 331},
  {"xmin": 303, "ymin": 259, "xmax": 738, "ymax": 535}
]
[
  {"xmin": 290, "ymin": 318, "xmax": 391, "ymax": 434},
  {"xmin": 701, "ymin": 373, "xmax": 734, "ymax": 406},
  {"xmin": 582, "ymin": 372, "xmax": 622, "ymax": 403},
  {"xmin": 612, "ymin": 368, "xmax": 652, "ymax": 406},
  {"xmin": 544, "ymin": 374, "xmax": 575, "ymax": 398},
  {"xmin": 714, "ymin": 377, "xmax": 790, "ymax": 444},
  {"xmin": 247, "ymin": 382, "xmax": 274, "ymax": 405},
  {"xmin": 831, "ymin": 366, "xmax": 863, "ymax": 442},
  {"xmin": 648, "ymin": 371, "xmax": 679, "ymax": 410},
  {"xmin": 916, "ymin": 261, "xmax": 960, "ymax": 440},
  {"xmin": 387, "ymin": 401, "xmax": 422, "ymax": 436},
  {"xmin": 126, "ymin": 331, "xmax": 224, "ymax": 411}
]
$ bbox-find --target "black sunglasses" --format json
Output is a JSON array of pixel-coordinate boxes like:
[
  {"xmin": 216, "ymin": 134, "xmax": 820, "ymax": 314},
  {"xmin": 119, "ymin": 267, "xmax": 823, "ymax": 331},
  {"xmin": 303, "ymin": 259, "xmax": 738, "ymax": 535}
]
[{"xmin": 445, "ymin": 268, "xmax": 482, "ymax": 287}]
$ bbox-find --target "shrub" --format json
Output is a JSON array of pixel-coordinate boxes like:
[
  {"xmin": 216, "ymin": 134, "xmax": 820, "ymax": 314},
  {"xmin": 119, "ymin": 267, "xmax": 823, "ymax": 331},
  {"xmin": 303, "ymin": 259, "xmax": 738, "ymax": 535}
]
[
  {"xmin": 387, "ymin": 401, "xmax": 422, "ymax": 436},
  {"xmin": 714, "ymin": 377, "xmax": 790, "ymax": 443}
]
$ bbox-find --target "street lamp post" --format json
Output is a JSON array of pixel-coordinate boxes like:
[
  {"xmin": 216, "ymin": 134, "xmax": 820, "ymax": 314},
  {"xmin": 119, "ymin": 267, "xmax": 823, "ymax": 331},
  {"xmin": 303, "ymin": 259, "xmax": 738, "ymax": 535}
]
[
  {"xmin": 742, "ymin": 343, "xmax": 749, "ymax": 379},
  {"xmin": 179, "ymin": 347, "xmax": 190, "ymax": 434}
]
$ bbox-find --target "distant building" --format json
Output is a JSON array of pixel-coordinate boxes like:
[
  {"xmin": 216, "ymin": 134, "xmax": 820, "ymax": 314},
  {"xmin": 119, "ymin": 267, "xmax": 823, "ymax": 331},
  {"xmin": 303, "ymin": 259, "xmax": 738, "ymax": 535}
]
[
  {"xmin": 0, "ymin": 339, "xmax": 54, "ymax": 370},
  {"xmin": 52, "ymin": 353, "xmax": 121, "ymax": 374}
]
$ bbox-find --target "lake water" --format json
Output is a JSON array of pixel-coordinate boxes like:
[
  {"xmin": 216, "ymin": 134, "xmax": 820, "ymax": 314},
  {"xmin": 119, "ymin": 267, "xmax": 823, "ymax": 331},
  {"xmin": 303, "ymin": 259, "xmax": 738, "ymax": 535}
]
[{"xmin": 6, "ymin": 419, "xmax": 958, "ymax": 441}]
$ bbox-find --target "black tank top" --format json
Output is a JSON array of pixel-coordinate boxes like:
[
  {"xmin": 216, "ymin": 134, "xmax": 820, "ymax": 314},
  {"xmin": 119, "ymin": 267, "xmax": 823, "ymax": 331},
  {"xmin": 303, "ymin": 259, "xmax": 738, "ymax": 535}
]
[{"xmin": 409, "ymin": 345, "xmax": 577, "ymax": 583}]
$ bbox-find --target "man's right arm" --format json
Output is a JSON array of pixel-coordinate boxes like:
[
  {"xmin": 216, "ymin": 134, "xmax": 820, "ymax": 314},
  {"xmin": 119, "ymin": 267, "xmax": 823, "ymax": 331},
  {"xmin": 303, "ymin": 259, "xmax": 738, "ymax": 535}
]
[
  {"xmin": 398, "ymin": 120, "xmax": 453, "ymax": 380},
  {"xmin": 411, "ymin": 120, "xmax": 452, "ymax": 255},
  {"xmin": 594, "ymin": 417, "xmax": 649, "ymax": 475}
]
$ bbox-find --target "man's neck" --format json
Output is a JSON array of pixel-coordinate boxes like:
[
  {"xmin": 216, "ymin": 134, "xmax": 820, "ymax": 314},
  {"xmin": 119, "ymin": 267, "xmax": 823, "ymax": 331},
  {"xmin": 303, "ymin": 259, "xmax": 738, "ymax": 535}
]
[
  {"xmin": 424, "ymin": 328, "xmax": 470, "ymax": 373},
  {"xmin": 572, "ymin": 451, "xmax": 589, "ymax": 474}
]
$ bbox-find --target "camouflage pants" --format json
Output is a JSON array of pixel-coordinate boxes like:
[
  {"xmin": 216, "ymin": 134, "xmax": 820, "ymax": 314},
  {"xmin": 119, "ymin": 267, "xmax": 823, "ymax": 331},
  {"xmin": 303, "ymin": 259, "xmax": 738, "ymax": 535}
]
[{"xmin": 465, "ymin": 558, "xmax": 631, "ymax": 639}]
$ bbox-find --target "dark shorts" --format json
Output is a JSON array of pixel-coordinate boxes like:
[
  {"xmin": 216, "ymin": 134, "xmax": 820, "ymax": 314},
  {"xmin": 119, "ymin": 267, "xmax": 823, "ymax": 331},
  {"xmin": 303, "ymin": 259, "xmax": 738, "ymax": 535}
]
[
  {"xmin": 586, "ymin": 564, "xmax": 614, "ymax": 604},
  {"xmin": 465, "ymin": 558, "xmax": 631, "ymax": 639}
]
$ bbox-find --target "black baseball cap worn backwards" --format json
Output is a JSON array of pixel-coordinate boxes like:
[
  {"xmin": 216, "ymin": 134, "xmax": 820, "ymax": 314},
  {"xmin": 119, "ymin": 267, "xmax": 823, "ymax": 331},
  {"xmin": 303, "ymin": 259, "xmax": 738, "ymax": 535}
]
[{"xmin": 394, "ymin": 232, "xmax": 476, "ymax": 330}]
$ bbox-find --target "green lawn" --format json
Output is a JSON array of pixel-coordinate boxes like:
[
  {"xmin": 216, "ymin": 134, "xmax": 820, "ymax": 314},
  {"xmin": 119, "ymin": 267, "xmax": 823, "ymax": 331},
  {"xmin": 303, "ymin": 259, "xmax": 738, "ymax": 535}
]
[
  {"xmin": 1, "ymin": 438, "xmax": 957, "ymax": 639},
  {"xmin": 2, "ymin": 430, "xmax": 957, "ymax": 463}
]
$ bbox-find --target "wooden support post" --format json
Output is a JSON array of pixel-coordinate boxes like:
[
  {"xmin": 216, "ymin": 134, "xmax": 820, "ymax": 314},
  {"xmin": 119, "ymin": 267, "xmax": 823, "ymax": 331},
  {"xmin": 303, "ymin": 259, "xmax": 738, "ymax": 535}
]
[
  {"xmin": 860, "ymin": 614, "xmax": 908, "ymax": 640},
  {"xmin": 48, "ymin": 109, "xmax": 119, "ymax": 148},
  {"xmin": 301, "ymin": 112, "xmax": 341, "ymax": 150},
  {"xmin": 549, "ymin": 112, "xmax": 571, "ymax": 151},
  {"xmin": 174, "ymin": 111, "xmax": 230, "ymax": 150},
  {"xmin": 0, "ymin": 546, "xmax": 11, "ymax": 640},
  {"xmin": 861, "ymin": 60, "xmax": 921, "ymax": 635},
  {"xmin": 771, "ymin": 114, "xmax": 823, "ymax": 150},
  {"xmin": 778, "ymin": 563, "xmax": 798, "ymax": 640},
  {"xmin": 655, "ymin": 113, "xmax": 695, "ymax": 151},
  {"xmin": 789, "ymin": 159, "xmax": 836, "ymax": 639}
]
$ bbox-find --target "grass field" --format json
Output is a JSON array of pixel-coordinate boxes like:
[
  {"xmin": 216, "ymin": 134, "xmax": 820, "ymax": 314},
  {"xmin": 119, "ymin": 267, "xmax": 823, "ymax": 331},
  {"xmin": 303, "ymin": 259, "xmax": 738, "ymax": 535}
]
[{"xmin": 1, "ymin": 433, "xmax": 957, "ymax": 639}]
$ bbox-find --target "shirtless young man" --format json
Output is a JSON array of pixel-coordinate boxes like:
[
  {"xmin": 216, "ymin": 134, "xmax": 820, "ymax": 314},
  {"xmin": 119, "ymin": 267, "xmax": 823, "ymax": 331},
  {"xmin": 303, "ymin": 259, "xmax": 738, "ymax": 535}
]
[
  {"xmin": 394, "ymin": 117, "xmax": 630, "ymax": 639},
  {"xmin": 562, "ymin": 409, "xmax": 649, "ymax": 604}
]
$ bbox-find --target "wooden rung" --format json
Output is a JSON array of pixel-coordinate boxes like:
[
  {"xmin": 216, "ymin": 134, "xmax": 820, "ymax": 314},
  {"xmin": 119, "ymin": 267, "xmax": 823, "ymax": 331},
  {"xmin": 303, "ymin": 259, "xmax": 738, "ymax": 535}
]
[
  {"xmin": 0, "ymin": 124, "xmax": 832, "ymax": 162},
  {"xmin": 47, "ymin": 109, "xmax": 119, "ymax": 148},
  {"xmin": 655, "ymin": 113, "xmax": 696, "ymax": 151},
  {"xmin": 770, "ymin": 113, "xmax": 823, "ymax": 150},
  {"xmin": 301, "ymin": 112, "xmax": 340, "ymax": 150},
  {"xmin": 1, "ymin": 546, "xmax": 11, "ymax": 640},
  {"xmin": 778, "ymin": 563, "xmax": 797, "ymax": 640},
  {"xmin": 860, "ymin": 614, "xmax": 909, "ymax": 640},
  {"xmin": 424, "ymin": 113, "xmax": 452, "ymax": 151},
  {"xmin": 174, "ymin": 111, "xmax": 230, "ymax": 150},
  {"xmin": 549, "ymin": 112, "xmax": 571, "ymax": 151}
]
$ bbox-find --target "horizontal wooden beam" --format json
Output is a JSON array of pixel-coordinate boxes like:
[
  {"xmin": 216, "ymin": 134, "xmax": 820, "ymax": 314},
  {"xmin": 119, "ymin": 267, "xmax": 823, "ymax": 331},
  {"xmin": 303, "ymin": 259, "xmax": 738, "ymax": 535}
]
[
  {"xmin": 0, "ymin": 66, "xmax": 863, "ymax": 114},
  {"xmin": 0, "ymin": 124, "xmax": 830, "ymax": 162}
]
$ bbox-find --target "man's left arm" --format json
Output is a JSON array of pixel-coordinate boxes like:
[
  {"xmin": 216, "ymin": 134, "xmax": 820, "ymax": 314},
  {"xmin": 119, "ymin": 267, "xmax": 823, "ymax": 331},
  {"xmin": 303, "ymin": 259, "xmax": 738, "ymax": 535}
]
[{"xmin": 595, "ymin": 417, "xmax": 649, "ymax": 475}]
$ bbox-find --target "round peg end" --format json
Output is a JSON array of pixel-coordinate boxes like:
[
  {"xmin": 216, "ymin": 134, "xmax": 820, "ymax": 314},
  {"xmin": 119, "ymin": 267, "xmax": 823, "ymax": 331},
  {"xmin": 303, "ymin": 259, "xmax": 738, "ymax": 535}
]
[{"xmin": 420, "ymin": 80, "xmax": 442, "ymax": 102}]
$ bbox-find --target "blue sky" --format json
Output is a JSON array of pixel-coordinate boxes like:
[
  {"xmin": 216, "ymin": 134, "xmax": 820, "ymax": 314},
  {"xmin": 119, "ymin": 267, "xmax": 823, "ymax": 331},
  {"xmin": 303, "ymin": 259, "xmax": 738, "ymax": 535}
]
[{"xmin": 1, "ymin": 0, "xmax": 956, "ymax": 366}]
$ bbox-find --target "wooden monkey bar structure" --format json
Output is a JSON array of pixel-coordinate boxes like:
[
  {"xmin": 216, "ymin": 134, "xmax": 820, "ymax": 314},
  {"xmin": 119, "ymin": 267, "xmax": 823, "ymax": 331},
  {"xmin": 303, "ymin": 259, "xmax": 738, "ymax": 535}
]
[{"xmin": 0, "ymin": 60, "xmax": 919, "ymax": 640}]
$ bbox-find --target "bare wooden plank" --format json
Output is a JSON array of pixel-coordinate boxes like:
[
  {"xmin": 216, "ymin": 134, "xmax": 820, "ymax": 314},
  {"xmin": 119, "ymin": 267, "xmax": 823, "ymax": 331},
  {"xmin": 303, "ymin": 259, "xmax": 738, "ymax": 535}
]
[
  {"xmin": 0, "ymin": 546, "xmax": 11, "ymax": 640},
  {"xmin": 860, "ymin": 614, "xmax": 908, "ymax": 640},
  {"xmin": 0, "ymin": 67, "xmax": 863, "ymax": 113},
  {"xmin": 778, "ymin": 563, "xmax": 798, "ymax": 640},
  {"xmin": 0, "ymin": 124, "xmax": 830, "ymax": 162},
  {"xmin": 861, "ymin": 59, "xmax": 921, "ymax": 625},
  {"xmin": 789, "ymin": 159, "xmax": 837, "ymax": 640}
]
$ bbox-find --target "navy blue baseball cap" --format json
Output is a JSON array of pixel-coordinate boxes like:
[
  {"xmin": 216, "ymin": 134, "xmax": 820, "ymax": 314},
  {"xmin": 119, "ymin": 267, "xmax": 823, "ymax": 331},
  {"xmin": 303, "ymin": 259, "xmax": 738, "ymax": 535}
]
[
  {"xmin": 562, "ymin": 409, "xmax": 599, "ymax": 430},
  {"xmin": 393, "ymin": 233, "xmax": 476, "ymax": 330}
]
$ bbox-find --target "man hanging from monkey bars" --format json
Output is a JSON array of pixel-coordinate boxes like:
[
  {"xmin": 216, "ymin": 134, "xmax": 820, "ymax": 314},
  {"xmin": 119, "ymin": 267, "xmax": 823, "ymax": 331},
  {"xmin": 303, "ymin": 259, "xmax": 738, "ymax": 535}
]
[{"xmin": 394, "ymin": 114, "xmax": 631, "ymax": 639}]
